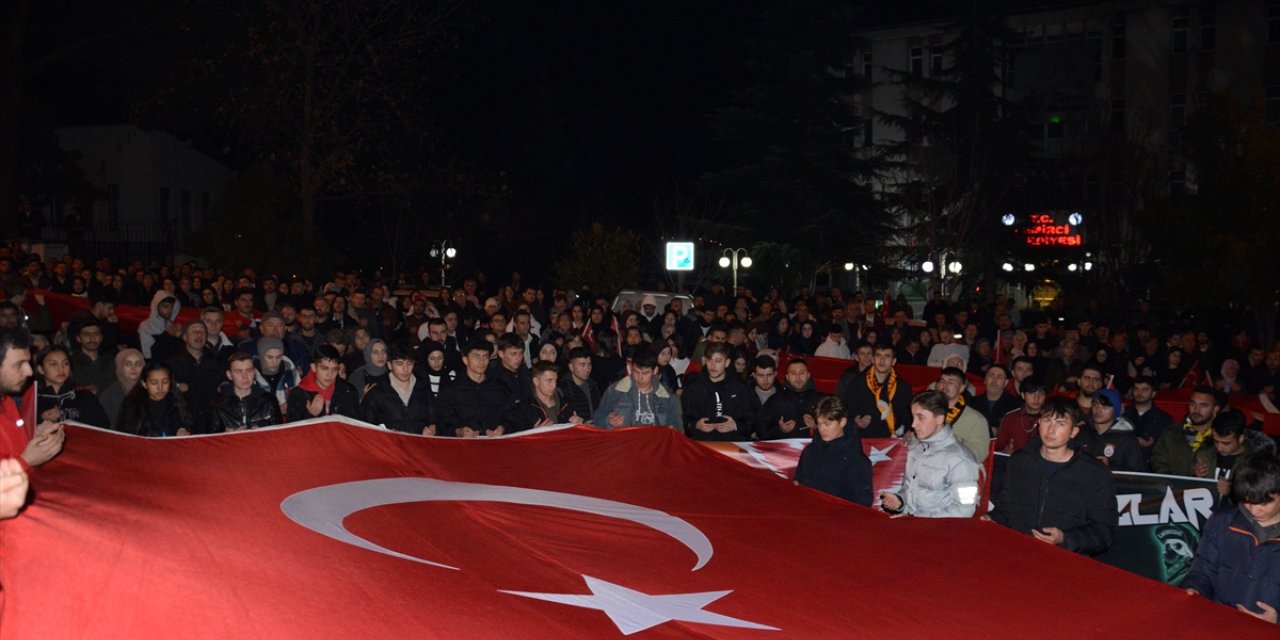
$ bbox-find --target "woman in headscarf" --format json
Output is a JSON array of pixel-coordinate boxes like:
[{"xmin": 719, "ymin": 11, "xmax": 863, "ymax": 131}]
[
  {"xmin": 347, "ymin": 338, "xmax": 389, "ymax": 400},
  {"xmin": 99, "ymin": 348, "xmax": 144, "ymax": 430}
]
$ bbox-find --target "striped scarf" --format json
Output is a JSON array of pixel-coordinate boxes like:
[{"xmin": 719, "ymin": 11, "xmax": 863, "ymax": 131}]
[
  {"xmin": 945, "ymin": 394, "xmax": 966, "ymax": 426},
  {"xmin": 865, "ymin": 367, "xmax": 899, "ymax": 434}
]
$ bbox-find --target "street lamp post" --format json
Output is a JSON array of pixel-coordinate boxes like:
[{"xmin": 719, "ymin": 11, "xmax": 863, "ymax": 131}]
[
  {"xmin": 429, "ymin": 240, "xmax": 458, "ymax": 288},
  {"xmin": 718, "ymin": 248, "xmax": 751, "ymax": 290}
]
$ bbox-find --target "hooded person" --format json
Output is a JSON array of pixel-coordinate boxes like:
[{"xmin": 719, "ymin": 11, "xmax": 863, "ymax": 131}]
[
  {"xmin": 138, "ymin": 290, "xmax": 182, "ymax": 361},
  {"xmin": 415, "ymin": 340, "xmax": 457, "ymax": 399},
  {"xmin": 252, "ymin": 336, "xmax": 300, "ymax": 412},
  {"xmin": 99, "ymin": 348, "xmax": 145, "ymax": 429},
  {"xmin": 348, "ymin": 338, "xmax": 389, "ymax": 400}
]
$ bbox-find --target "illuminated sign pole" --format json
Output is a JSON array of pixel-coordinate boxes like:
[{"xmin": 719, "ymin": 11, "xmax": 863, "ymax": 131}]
[{"xmin": 665, "ymin": 242, "xmax": 695, "ymax": 292}]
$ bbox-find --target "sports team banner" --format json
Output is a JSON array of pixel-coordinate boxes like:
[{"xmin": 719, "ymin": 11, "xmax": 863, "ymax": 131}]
[
  {"xmin": 1097, "ymin": 471, "xmax": 1218, "ymax": 585},
  {"xmin": 4, "ymin": 421, "xmax": 1268, "ymax": 638}
]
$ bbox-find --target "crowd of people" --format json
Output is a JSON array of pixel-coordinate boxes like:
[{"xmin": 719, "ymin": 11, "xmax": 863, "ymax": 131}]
[{"xmin": 0, "ymin": 245, "xmax": 1275, "ymax": 624}]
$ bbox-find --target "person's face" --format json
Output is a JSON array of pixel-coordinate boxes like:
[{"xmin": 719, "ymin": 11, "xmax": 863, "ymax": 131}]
[
  {"xmin": 705, "ymin": 352, "xmax": 729, "ymax": 379},
  {"xmin": 785, "ymin": 363, "xmax": 810, "ymax": 389},
  {"xmin": 569, "ymin": 357, "xmax": 592, "ymax": 382},
  {"xmin": 428, "ymin": 323, "xmax": 447, "ymax": 343},
  {"xmin": 1091, "ymin": 400, "xmax": 1115, "ymax": 426},
  {"xmin": 202, "ymin": 312, "xmax": 224, "ymax": 339},
  {"xmin": 1187, "ymin": 392, "xmax": 1219, "ymax": 427},
  {"xmin": 753, "ymin": 367, "xmax": 776, "ymax": 391},
  {"xmin": 1023, "ymin": 389, "xmax": 1046, "ymax": 413},
  {"xmin": 490, "ymin": 315, "xmax": 507, "ymax": 334},
  {"xmin": 235, "ymin": 294, "xmax": 253, "ymax": 314},
  {"xmin": 465, "ymin": 350, "xmax": 490, "ymax": 377},
  {"xmin": 76, "ymin": 326, "xmax": 104, "ymax": 353},
  {"xmin": 228, "ymin": 359, "xmax": 256, "ymax": 391},
  {"xmin": 260, "ymin": 318, "xmax": 286, "ymax": 339},
  {"xmin": 311, "ymin": 359, "xmax": 337, "ymax": 388},
  {"xmin": 184, "ymin": 324, "xmax": 208, "ymax": 351},
  {"xmin": 499, "ymin": 347, "xmax": 523, "ymax": 371},
  {"xmin": 538, "ymin": 343, "xmax": 558, "ymax": 362},
  {"xmin": 1078, "ymin": 369, "xmax": 1103, "ymax": 396},
  {"xmin": 911, "ymin": 403, "xmax": 946, "ymax": 440},
  {"xmin": 816, "ymin": 415, "xmax": 847, "ymax": 442},
  {"xmin": 984, "ymin": 368, "xmax": 1008, "ymax": 392},
  {"xmin": 1212, "ymin": 432, "xmax": 1245, "ymax": 457},
  {"xmin": 351, "ymin": 292, "xmax": 367, "ymax": 308},
  {"xmin": 872, "ymin": 349, "xmax": 895, "ymax": 375},
  {"xmin": 281, "ymin": 306, "xmax": 297, "ymax": 325},
  {"xmin": 657, "ymin": 346, "xmax": 672, "ymax": 366},
  {"xmin": 427, "ymin": 351, "xmax": 445, "ymax": 371},
  {"xmin": 157, "ymin": 300, "xmax": 175, "ymax": 319},
  {"xmin": 370, "ymin": 342, "xmax": 388, "ymax": 368},
  {"xmin": 143, "ymin": 370, "xmax": 171, "ymax": 401},
  {"xmin": 707, "ymin": 330, "xmax": 727, "ymax": 344},
  {"xmin": 120, "ymin": 353, "xmax": 144, "ymax": 383},
  {"xmin": 1243, "ymin": 494, "xmax": 1280, "ymax": 527},
  {"xmin": 299, "ymin": 309, "xmax": 317, "ymax": 330},
  {"xmin": 938, "ymin": 375, "xmax": 965, "ymax": 401},
  {"xmin": 1222, "ymin": 361, "xmax": 1239, "ymax": 378},
  {"xmin": 353, "ymin": 330, "xmax": 370, "ymax": 350},
  {"xmin": 1038, "ymin": 412, "xmax": 1079, "ymax": 450},
  {"xmin": 260, "ymin": 348, "xmax": 284, "ymax": 374},
  {"xmin": 390, "ymin": 358, "xmax": 414, "ymax": 383},
  {"xmin": 533, "ymin": 370, "xmax": 558, "ymax": 398},
  {"xmin": 1130, "ymin": 382, "xmax": 1155, "ymax": 404},
  {"xmin": 629, "ymin": 364, "xmax": 656, "ymax": 389},
  {"xmin": 39, "ymin": 351, "xmax": 71, "ymax": 387},
  {"xmin": 1267, "ymin": 351, "xmax": 1280, "ymax": 371},
  {"xmin": 1248, "ymin": 348, "xmax": 1264, "ymax": 367}
]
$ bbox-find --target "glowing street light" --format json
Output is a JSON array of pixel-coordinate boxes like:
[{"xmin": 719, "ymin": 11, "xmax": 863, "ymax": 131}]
[
  {"xmin": 1001, "ymin": 262, "xmax": 1014, "ymax": 272},
  {"xmin": 921, "ymin": 260, "xmax": 935, "ymax": 274},
  {"xmin": 429, "ymin": 241, "xmax": 458, "ymax": 287},
  {"xmin": 719, "ymin": 248, "xmax": 751, "ymax": 289},
  {"xmin": 1024, "ymin": 263, "xmax": 1036, "ymax": 272},
  {"xmin": 947, "ymin": 261, "xmax": 963, "ymax": 275},
  {"xmin": 1001, "ymin": 213, "xmax": 1016, "ymax": 226}
]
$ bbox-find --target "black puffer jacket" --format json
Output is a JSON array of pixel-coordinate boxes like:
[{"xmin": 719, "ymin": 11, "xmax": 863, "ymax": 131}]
[{"xmin": 795, "ymin": 429, "xmax": 873, "ymax": 506}]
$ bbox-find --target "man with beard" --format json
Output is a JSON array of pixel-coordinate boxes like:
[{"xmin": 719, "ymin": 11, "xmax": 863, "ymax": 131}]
[
  {"xmin": 0, "ymin": 329, "xmax": 64, "ymax": 472},
  {"xmin": 1074, "ymin": 363, "xmax": 1106, "ymax": 430},
  {"xmin": 1152, "ymin": 386, "xmax": 1225, "ymax": 477},
  {"xmin": 1122, "ymin": 375, "xmax": 1173, "ymax": 459}
]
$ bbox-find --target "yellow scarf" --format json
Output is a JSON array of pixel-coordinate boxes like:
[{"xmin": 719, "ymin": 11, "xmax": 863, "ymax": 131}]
[
  {"xmin": 946, "ymin": 394, "xmax": 966, "ymax": 426},
  {"xmin": 866, "ymin": 367, "xmax": 898, "ymax": 434},
  {"xmin": 1183, "ymin": 422, "xmax": 1211, "ymax": 453}
]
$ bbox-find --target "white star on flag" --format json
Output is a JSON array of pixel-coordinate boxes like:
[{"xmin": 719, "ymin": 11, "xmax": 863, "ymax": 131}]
[
  {"xmin": 868, "ymin": 443, "xmax": 895, "ymax": 465},
  {"xmin": 501, "ymin": 574, "xmax": 779, "ymax": 635}
]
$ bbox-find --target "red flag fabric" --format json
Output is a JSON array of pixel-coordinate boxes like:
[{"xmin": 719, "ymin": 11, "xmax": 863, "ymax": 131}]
[
  {"xmin": 776, "ymin": 353, "xmax": 983, "ymax": 395},
  {"xmin": 0, "ymin": 421, "xmax": 1271, "ymax": 638}
]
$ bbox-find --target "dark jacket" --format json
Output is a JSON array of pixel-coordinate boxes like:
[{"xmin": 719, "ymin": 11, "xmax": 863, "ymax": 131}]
[
  {"xmin": 795, "ymin": 430, "xmax": 873, "ymax": 506},
  {"xmin": 214, "ymin": 386, "xmax": 282, "ymax": 431},
  {"xmin": 755, "ymin": 382, "xmax": 824, "ymax": 441},
  {"xmin": 168, "ymin": 350, "xmax": 225, "ymax": 434},
  {"xmin": 1074, "ymin": 417, "xmax": 1148, "ymax": 472},
  {"xmin": 361, "ymin": 377, "xmax": 435, "ymax": 434},
  {"xmin": 285, "ymin": 378, "xmax": 361, "ymax": 422},
  {"xmin": 503, "ymin": 391, "xmax": 573, "ymax": 433},
  {"xmin": 35, "ymin": 382, "xmax": 110, "ymax": 429},
  {"xmin": 836, "ymin": 367, "xmax": 913, "ymax": 439},
  {"xmin": 117, "ymin": 393, "xmax": 192, "ymax": 437},
  {"xmin": 974, "ymin": 390, "xmax": 1023, "ymax": 435},
  {"xmin": 1182, "ymin": 505, "xmax": 1280, "ymax": 614},
  {"xmin": 560, "ymin": 376, "xmax": 602, "ymax": 424},
  {"xmin": 489, "ymin": 361, "xmax": 532, "ymax": 403},
  {"xmin": 434, "ymin": 374, "xmax": 511, "ymax": 436},
  {"xmin": 681, "ymin": 370, "xmax": 753, "ymax": 441},
  {"xmin": 989, "ymin": 445, "xmax": 1118, "ymax": 556}
]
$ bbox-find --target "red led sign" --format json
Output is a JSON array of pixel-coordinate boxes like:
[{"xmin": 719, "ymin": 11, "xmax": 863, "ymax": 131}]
[{"xmin": 1022, "ymin": 212, "xmax": 1082, "ymax": 247}]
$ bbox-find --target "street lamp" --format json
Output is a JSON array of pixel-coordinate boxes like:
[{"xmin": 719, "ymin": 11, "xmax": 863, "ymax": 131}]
[
  {"xmin": 429, "ymin": 240, "xmax": 458, "ymax": 287},
  {"xmin": 718, "ymin": 248, "xmax": 751, "ymax": 290}
]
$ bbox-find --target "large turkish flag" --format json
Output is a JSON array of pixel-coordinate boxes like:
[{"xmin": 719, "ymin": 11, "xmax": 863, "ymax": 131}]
[{"xmin": 0, "ymin": 421, "xmax": 1271, "ymax": 638}]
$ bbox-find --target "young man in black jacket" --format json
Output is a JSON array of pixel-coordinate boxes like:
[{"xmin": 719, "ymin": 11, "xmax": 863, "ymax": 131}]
[
  {"xmin": 987, "ymin": 397, "xmax": 1118, "ymax": 556},
  {"xmin": 286, "ymin": 346, "xmax": 360, "ymax": 422},
  {"xmin": 362, "ymin": 343, "xmax": 435, "ymax": 434},
  {"xmin": 435, "ymin": 340, "xmax": 512, "ymax": 437},
  {"xmin": 682, "ymin": 342, "xmax": 753, "ymax": 441},
  {"xmin": 795, "ymin": 396, "xmax": 872, "ymax": 506},
  {"xmin": 755, "ymin": 358, "xmax": 824, "ymax": 441},
  {"xmin": 215, "ymin": 352, "xmax": 281, "ymax": 431}
]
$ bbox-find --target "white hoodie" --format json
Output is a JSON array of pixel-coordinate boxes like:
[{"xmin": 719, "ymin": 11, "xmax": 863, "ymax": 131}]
[{"xmin": 138, "ymin": 290, "xmax": 181, "ymax": 359}]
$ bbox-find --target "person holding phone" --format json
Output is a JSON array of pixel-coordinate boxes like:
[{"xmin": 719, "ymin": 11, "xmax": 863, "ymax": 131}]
[{"xmin": 986, "ymin": 396, "xmax": 1118, "ymax": 555}]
